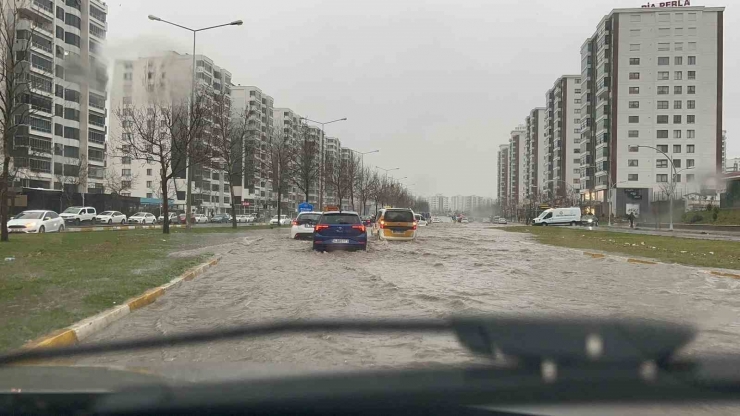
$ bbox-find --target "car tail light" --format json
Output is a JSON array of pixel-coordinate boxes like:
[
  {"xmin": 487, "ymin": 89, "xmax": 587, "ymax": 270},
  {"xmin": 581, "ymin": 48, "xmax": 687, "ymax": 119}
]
[
  {"xmin": 315, "ymin": 224, "xmax": 328, "ymax": 231},
  {"xmin": 412, "ymin": 222, "xmax": 418, "ymax": 230},
  {"xmin": 291, "ymin": 220, "xmax": 297, "ymax": 226},
  {"xmin": 379, "ymin": 220, "xmax": 385, "ymax": 229},
  {"xmin": 352, "ymin": 224, "xmax": 365, "ymax": 233}
]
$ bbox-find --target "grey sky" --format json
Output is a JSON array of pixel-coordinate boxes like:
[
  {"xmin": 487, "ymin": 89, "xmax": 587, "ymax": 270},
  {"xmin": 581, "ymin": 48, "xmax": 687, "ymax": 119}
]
[{"xmin": 107, "ymin": 0, "xmax": 738, "ymax": 198}]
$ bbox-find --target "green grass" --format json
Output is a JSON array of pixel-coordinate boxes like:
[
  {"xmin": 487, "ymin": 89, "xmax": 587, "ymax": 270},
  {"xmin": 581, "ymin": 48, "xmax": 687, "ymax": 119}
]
[
  {"xmin": 0, "ymin": 226, "xmax": 275, "ymax": 351},
  {"xmin": 681, "ymin": 209, "xmax": 740, "ymax": 225},
  {"xmin": 504, "ymin": 226, "xmax": 740, "ymax": 270}
]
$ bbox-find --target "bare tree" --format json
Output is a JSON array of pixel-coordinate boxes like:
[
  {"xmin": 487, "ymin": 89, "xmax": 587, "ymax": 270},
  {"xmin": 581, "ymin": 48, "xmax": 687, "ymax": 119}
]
[
  {"xmin": 324, "ymin": 153, "xmax": 353, "ymax": 211},
  {"xmin": 0, "ymin": 1, "xmax": 48, "ymax": 241},
  {"xmin": 113, "ymin": 91, "xmax": 212, "ymax": 234},
  {"xmin": 289, "ymin": 123, "xmax": 320, "ymax": 204},
  {"xmin": 346, "ymin": 153, "xmax": 360, "ymax": 211},
  {"xmin": 103, "ymin": 166, "xmax": 137, "ymax": 196},
  {"xmin": 54, "ymin": 154, "xmax": 88, "ymax": 212},
  {"xmin": 355, "ymin": 166, "xmax": 373, "ymax": 216},
  {"xmin": 264, "ymin": 127, "xmax": 293, "ymax": 223}
]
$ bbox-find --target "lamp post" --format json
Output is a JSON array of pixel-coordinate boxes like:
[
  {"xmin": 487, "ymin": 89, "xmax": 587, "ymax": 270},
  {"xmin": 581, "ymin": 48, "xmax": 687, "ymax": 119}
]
[
  {"xmin": 350, "ymin": 149, "xmax": 379, "ymax": 215},
  {"xmin": 148, "ymin": 15, "xmax": 242, "ymax": 228},
  {"xmin": 300, "ymin": 117, "xmax": 347, "ymax": 210},
  {"xmin": 633, "ymin": 145, "xmax": 681, "ymax": 231}
]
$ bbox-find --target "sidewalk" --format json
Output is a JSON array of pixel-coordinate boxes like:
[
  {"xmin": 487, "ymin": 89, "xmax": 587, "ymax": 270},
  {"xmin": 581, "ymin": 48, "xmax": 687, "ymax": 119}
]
[{"xmin": 597, "ymin": 224, "xmax": 740, "ymax": 242}]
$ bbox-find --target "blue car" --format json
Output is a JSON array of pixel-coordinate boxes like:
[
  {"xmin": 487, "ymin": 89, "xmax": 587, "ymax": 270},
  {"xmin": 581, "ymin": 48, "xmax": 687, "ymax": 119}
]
[{"xmin": 313, "ymin": 211, "xmax": 367, "ymax": 252}]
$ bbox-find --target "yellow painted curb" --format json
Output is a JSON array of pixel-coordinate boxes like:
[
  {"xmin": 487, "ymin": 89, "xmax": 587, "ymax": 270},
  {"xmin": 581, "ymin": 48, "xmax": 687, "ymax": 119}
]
[
  {"xmin": 24, "ymin": 329, "xmax": 78, "ymax": 349},
  {"xmin": 126, "ymin": 288, "xmax": 165, "ymax": 311},
  {"xmin": 583, "ymin": 252, "xmax": 606, "ymax": 259},
  {"xmin": 627, "ymin": 258, "xmax": 657, "ymax": 265},
  {"xmin": 710, "ymin": 271, "xmax": 740, "ymax": 279}
]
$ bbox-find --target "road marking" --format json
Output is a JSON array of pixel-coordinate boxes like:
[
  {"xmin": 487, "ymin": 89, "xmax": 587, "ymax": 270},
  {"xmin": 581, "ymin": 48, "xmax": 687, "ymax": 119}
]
[
  {"xmin": 710, "ymin": 271, "xmax": 740, "ymax": 279},
  {"xmin": 583, "ymin": 252, "xmax": 606, "ymax": 259},
  {"xmin": 627, "ymin": 258, "xmax": 657, "ymax": 265}
]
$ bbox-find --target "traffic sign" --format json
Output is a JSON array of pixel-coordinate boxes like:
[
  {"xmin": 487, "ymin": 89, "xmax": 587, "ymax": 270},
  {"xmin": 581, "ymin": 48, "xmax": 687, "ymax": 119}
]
[{"xmin": 298, "ymin": 202, "xmax": 313, "ymax": 213}]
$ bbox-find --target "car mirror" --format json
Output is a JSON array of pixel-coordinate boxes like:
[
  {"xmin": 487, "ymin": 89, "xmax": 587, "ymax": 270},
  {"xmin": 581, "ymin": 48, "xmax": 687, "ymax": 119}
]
[{"xmin": 43, "ymin": 217, "xmax": 50, "ymax": 221}]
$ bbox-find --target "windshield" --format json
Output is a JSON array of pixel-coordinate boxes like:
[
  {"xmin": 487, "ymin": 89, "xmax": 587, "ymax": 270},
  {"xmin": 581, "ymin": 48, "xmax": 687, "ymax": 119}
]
[
  {"xmin": 319, "ymin": 214, "xmax": 360, "ymax": 225},
  {"xmin": 384, "ymin": 211, "xmax": 414, "ymax": 222},
  {"xmin": 13, "ymin": 211, "xmax": 44, "ymax": 220},
  {"xmin": 62, "ymin": 208, "xmax": 80, "ymax": 214},
  {"xmin": 132, "ymin": 212, "xmax": 146, "ymax": 217},
  {"xmin": 297, "ymin": 213, "xmax": 321, "ymax": 224},
  {"xmin": 100, "ymin": 211, "xmax": 114, "ymax": 216}
]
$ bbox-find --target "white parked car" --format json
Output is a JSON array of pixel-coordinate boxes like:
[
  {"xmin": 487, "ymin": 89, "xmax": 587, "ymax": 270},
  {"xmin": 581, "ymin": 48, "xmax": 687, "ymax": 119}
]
[
  {"xmin": 498, "ymin": 217, "xmax": 507, "ymax": 224},
  {"xmin": 128, "ymin": 212, "xmax": 157, "ymax": 224},
  {"xmin": 158, "ymin": 213, "xmax": 179, "ymax": 224},
  {"xmin": 194, "ymin": 214, "xmax": 209, "ymax": 224},
  {"xmin": 237, "ymin": 214, "xmax": 256, "ymax": 223},
  {"xmin": 460, "ymin": 218, "xmax": 469, "ymax": 224},
  {"xmin": 290, "ymin": 211, "xmax": 322, "ymax": 239},
  {"xmin": 8, "ymin": 210, "xmax": 65, "ymax": 233},
  {"xmin": 96, "ymin": 211, "xmax": 127, "ymax": 225},
  {"xmin": 270, "ymin": 215, "xmax": 291, "ymax": 225},
  {"xmin": 60, "ymin": 206, "xmax": 96, "ymax": 225},
  {"xmin": 414, "ymin": 214, "xmax": 428, "ymax": 226}
]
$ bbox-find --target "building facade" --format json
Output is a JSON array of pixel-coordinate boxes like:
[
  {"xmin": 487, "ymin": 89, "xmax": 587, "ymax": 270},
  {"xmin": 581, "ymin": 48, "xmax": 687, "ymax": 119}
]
[
  {"xmin": 544, "ymin": 75, "xmax": 582, "ymax": 204},
  {"xmin": 579, "ymin": 6, "xmax": 724, "ymax": 215},
  {"xmin": 508, "ymin": 126, "xmax": 526, "ymax": 207},
  {"xmin": 497, "ymin": 144, "xmax": 509, "ymax": 210},
  {"xmin": 525, "ymin": 108, "xmax": 546, "ymax": 200}
]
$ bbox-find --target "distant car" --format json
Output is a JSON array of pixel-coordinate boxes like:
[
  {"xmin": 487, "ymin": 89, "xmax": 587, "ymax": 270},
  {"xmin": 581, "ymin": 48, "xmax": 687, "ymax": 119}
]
[
  {"xmin": 158, "ymin": 213, "xmax": 179, "ymax": 224},
  {"xmin": 313, "ymin": 211, "xmax": 367, "ymax": 251},
  {"xmin": 179, "ymin": 213, "xmax": 192, "ymax": 224},
  {"xmin": 8, "ymin": 210, "xmax": 65, "ymax": 233},
  {"xmin": 236, "ymin": 215, "xmax": 248, "ymax": 223},
  {"xmin": 291, "ymin": 211, "xmax": 322, "ymax": 239},
  {"xmin": 60, "ymin": 206, "xmax": 96, "ymax": 225},
  {"xmin": 360, "ymin": 215, "xmax": 373, "ymax": 227},
  {"xmin": 431, "ymin": 217, "xmax": 441, "ymax": 224},
  {"xmin": 460, "ymin": 218, "xmax": 469, "ymax": 224},
  {"xmin": 373, "ymin": 208, "xmax": 417, "ymax": 241},
  {"xmin": 581, "ymin": 214, "xmax": 599, "ymax": 226},
  {"xmin": 129, "ymin": 212, "xmax": 157, "ymax": 224},
  {"xmin": 96, "ymin": 211, "xmax": 127, "ymax": 225},
  {"xmin": 270, "ymin": 215, "xmax": 291, "ymax": 225},
  {"xmin": 194, "ymin": 214, "xmax": 209, "ymax": 224},
  {"xmin": 210, "ymin": 213, "xmax": 231, "ymax": 223},
  {"xmin": 498, "ymin": 217, "xmax": 507, "ymax": 224},
  {"xmin": 414, "ymin": 214, "xmax": 428, "ymax": 226}
]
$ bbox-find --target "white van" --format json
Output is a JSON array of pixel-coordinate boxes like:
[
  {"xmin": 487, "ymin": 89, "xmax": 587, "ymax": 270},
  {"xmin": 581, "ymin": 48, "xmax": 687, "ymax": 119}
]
[{"xmin": 533, "ymin": 207, "xmax": 581, "ymax": 226}]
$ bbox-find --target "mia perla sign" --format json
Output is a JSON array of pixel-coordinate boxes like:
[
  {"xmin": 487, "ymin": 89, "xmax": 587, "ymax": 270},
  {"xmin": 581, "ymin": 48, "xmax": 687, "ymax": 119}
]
[{"xmin": 641, "ymin": 0, "xmax": 691, "ymax": 7}]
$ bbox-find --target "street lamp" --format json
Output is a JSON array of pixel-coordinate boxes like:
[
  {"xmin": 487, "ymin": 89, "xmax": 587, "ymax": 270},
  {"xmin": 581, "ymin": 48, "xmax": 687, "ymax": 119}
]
[
  {"xmin": 300, "ymin": 117, "xmax": 347, "ymax": 209},
  {"xmin": 148, "ymin": 15, "xmax": 242, "ymax": 229},
  {"xmin": 349, "ymin": 149, "xmax": 379, "ymax": 215},
  {"xmin": 633, "ymin": 145, "xmax": 682, "ymax": 231},
  {"xmin": 377, "ymin": 166, "xmax": 399, "ymax": 180}
]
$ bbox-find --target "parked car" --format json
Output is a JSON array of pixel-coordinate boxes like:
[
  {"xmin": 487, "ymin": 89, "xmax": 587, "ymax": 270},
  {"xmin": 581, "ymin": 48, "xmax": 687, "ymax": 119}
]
[
  {"xmin": 414, "ymin": 214, "xmax": 428, "ymax": 226},
  {"xmin": 179, "ymin": 213, "xmax": 193, "ymax": 224},
  {"xmin": 236, "ymin": 215, "xmax": 249, "ymax": 223},
  {"xmin": 210, "ymin": 213, "xmax": 231, "ymax": 223},
  {"xmin": 460, "ymin": 217, "xmax": 469, "ymax": 224},
  {"xmin": 533, "ymin": 207, "xmax": 582, "ymax": 226},
  {"xmin": 128, "ymin": 212, "xmax": 157, "ymax": 224},
  {"xmin": 158, "ymin": 213, "xmax": 179, "ymax": 224},
  {"xmin": 581, "ymin": 214, "xmax": 599, "ymax": 226},
  {"xmin": 498, "ymin": 217, "xmax": 507, "ymax": 224},
  {"xmin": 8, "ymin": 210, "xmax": 65, "ymax": 233},
  {"xmin": 431, "ymin": 217, "xmax": 441, "ymax": 224},
  {"xmin": 96, "ymin": 211, "xmax": 127, "ymax": 225},
  {"xmin": 290, "ymin": 211, "xmax": 322, "ymax": 239},
  {"xmin": 270, "ymin": 215, "xmax": 291, "ymax": 225},
  {"xmin": 313, "ymin": 211, "xmax": 367, "ymax": 251},
  {"xmin": 373, "ymin": 208, "xmax": 417, "ymax": 241},
  {"xmin": 194, "ymin": 214, "xmax": 209, "ymax": 224},
  {"xmin": 360, "ymin": 215, "xmax": 373, "ymax": 227},
  {"xmin": 59, "ymin": 206, "xmax": 96, "ymax": 225}
]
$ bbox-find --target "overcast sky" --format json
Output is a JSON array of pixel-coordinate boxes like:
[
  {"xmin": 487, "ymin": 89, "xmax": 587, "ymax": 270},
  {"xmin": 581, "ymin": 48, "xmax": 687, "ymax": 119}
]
[{"xmin": 106, "ymin": 0, "xmax": 737, "ymax": 198}]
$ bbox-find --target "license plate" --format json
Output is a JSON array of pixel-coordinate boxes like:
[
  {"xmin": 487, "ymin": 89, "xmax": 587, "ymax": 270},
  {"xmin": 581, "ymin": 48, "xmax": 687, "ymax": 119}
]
[
  {"xmin": 305, "ymin": 224, "xmax": 314, "ymax": 228},
  {"xmin": 331, "ymin": 239, "xmax": 349, "ymax": 244},
  {"xmin": 9, "ymin": 229, "xmax": 24, "ymax": 233},
  {"xmin": 392, "ymin": 230, "xmax": 405, "ymax": 234}
]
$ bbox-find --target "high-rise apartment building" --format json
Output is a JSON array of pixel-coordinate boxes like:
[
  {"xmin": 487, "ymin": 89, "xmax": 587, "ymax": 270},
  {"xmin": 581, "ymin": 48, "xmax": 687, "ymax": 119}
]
[
  {"xmin": 544, "ymin": 75, "xmax": 582, "ymax": 202},
  {"xmin": 427, "ymin": 194, "xmax": 449, "ymax": 213},
  {"xmin": 11, "ymin": 0, "xmax": 108, "ymax": 193},
  {"xmin": 230, "ymin": 85, "xmax": 274, "ymax": 215},
  {"xmin": 579, "ymin": 6, "xmax": 724, "ymax": 215},
  {"xmin": 273, "ymin": 108, "xmax": 301, "ymax": 140},
  {"xmin": 525, "ymin": 108, "xmax": 546, "ymax": 199},
  {"xmin": 109, "ymin": 52, "xmax": 232, "ymax": 214},
  {"xmin": 497, "ymin": 144, "xmax": 509, "ymax": 209},
  {"xmin": 323, "ymin": 137, "xmax": 341, "ymax": 206},
  {"xmin": 508, "ymin": 126, "xmax": 526, "ymax": 206}
]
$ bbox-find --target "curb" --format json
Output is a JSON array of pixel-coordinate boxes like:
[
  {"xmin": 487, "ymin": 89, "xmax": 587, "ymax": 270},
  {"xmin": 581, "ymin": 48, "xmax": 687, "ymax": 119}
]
[
  {"xmin": 65, "ymin": 224, "xmax": 187, "ymax": 233},
  {"xmin": 580, "ymin": 251, "xmax": 740, "ymax": 281},
  {"xmin": 23, "ymin": 257, "xmax": 221, "ymax": 350}
]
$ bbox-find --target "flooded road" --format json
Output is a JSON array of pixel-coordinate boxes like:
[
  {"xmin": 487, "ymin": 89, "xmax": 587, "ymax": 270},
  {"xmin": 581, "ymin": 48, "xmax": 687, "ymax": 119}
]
[{"xmin": 80, "ymin": 223, "xmax": 740, "ymax": 379}]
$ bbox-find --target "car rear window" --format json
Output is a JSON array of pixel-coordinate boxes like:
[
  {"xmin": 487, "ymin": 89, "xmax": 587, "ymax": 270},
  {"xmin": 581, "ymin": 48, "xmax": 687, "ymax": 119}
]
[
  {"xmin": 297, "ymin": 213, "xmax": 321, "ymax": 224},
  {"xmin": 319, "ymin": 214, "xmax": 360, "ymax": 225},
  {"xmin": 384, "ymin": 211, "xmax": 413, "ymax": 222}
]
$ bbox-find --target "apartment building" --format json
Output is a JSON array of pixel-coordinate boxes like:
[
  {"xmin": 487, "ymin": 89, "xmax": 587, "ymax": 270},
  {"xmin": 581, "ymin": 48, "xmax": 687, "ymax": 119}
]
[
  {"xmin": 11, "ymin": 0, "xmax": 109, "ymax": 193},
  {"xmin": 230, "ymin": 85, "xmax": 274, "ymax": 215},
  {"xmin": 427, "ymin": 194, "xmax": 450, "ymax": 214},
  {"xmin": 544, "ymin": 75, "xmax": 582, "ymax": 202},
  {"xmin": 524, "ymin": 108, "xmax": 546, "ymax": 199},
  {"xmin": 109, "ymin": 52, "xmax": 232, "ymax": 214},
  {"xmin": 508, "ymin": 126, "xmax": 526, "ymax": 206},
  {"xmin": 323, "ymin": 137, "xmax": 341, "ymax": 206},
  {"xmin": 497, "ymin": 144, "xmax": 509, "ymax": 209},
  {"xmin": 273, "ymin": 108, "xmax": 301, "ymax": 140},
  {"xmin": 579, "ymin": 6, "xmax": 724, "ymax": 215}
]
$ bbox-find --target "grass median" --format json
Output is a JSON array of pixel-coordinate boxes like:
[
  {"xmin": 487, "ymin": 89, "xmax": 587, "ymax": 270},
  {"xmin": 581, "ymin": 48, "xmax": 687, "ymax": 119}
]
[
  {"xmin": 503, "ymin": 226, "xmax": 740, "ymax": 271},
  {"xmin": 0, "ymin": 226, "xmax": 275, "ymax": 351}
]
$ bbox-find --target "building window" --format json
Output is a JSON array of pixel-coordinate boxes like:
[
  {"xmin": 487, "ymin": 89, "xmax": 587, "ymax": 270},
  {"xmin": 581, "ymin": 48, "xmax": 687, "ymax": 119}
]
[
  {"xmin": 674, "ymin": 86, "xmax": 682, "ymax": 94},
  {"xmin": 688, "ymin": 27, "xmax": 697, "ymax": 36},
  {"xmin": 687, "ymin": 85, "xmax": 695, "ymax": 94},
  {"xmin": 658, "ymin": 71, "xmax": 669, "ymax": 80},
  {"xmin": 575, "ymin": 98, "xmax": 582, "ymax": 104},
  {"xmin": 685, "ymin": 159, "xmax": 695, "ymax": 169},
  {"xmin": 674, "ymin": 130, "xmax": 682, "ymax": 139},
  {"xmin": 574, "ymin": 128, "xmax": 580, "ymax": 134},
  {"xmin": 628, "ymin": 145, "xmax": 639, "ymax": 153},
  {"xmin": 687, "ymin": 115, "xmax": 695, "ymax": 124},
  {"xmin": 675, "ymin": 42, "xmax": 683, "ymax": 52},
  {"xmin": 675, "ymin": 71, "xmax": 682, "ymax": 80},
  {"xmin": 628, "ymin": 130, "xmax": 639, "ymax": 138},
  {"xmin": 687, "ymin": 174, "xmax": 695, "ymax": 182},
  {"xmin": 628, "ymin": 101, "xmax": 639, "ymax": 109},
  {"xmin": 630, "ymin": 44, "xmax": 641, "ymax": 51},
  {"xmin": 688, "ymin": 56, "xmax": 696, "ymax": 65},
  {"xmin": 688, "ymin": 71, "xmax": 696, "ymax": 80},
  {"xmin": 146, "ymin": 169, "xmax": 152, "ymax": 176},
  {"xmin": 629, "ymin": 72, "xmax": 640, "ymax": 80},
  {"xmin": 657, "ymin": 86, "xmax": 669, "ymax": 94},
  {"xmin": 657, "ymin": 160, "xmax": 669, "ymax": 168},
  {"xmin": 658, "ymin": 28, "xmax": 670, "ymax": 38},
  {"xmin": 573, "ymin": 118, "xmax": 580, "ymax": 124},
  {"xmin": 658, "ymin": 57, "xmax": 669, "ymax": 65},
  {"xmin": 574, "ymin": 89, "xmax": 581, "ymax": 94},
  {"xmin": 628, "ymin": 159, "xmax": 639, "ymax": 167},
  {"xmin": 630, "ymin": 57, "xmax": 640, "ymax": 65},
  {"xmin": 628, "ymin": 174, "xmax": 639, "ymax": 181},
  {"xmin": 688, "ymin": 42, "xmax": 697, "ymax": 51},
  {"xmin": 674, "ymin": 100, "xmax": 682, "ymax": 109},
  {"xmin": 675, "ymin": 27, "xmax": 684, "ymax": 37},
  {"xmin": 687, "ymin": 130, "xmax": 695, "ymax": 138},
  {"xmin": 657, "ymin": 130, "xmax": 669, "ymax": 138},
  {"xmin": 574, "ymin": 109, "xmax": 581, "ymax": 114},
  {"xmin": 629, "ymin": 87, "xmax": 640, "ymax": 94},
  {"xmin": 658, "ymin": 42, "xmax": 670, "ymax": 51},
  {"xmin": 687, "ymin": 100, "xmax": 695, "ymax": 109},
  {"xmin": 657, "ymin": 145, "xmax": 669, "ymax": 153},
  {"xmin": 673, "ymin": 115, "xmax": 682, "ymax": 124},
  {"xmin": 673, "ymin": 145, "xmax": 682, "ymax": 153},
  {"xmin": 628, "ymin": 116, "xmax": 639, "ymax": 123},
  {"xmin": 657, "ymin": 174, "xmax": 668, "ymax": 183},
  {"xmin": 657, "ymin": 101, "xmax": 669, "ymax": 109},
  {"xmin": 687, "ymin": 145, "xmax": 695, "ymax": 153},
  {"xmin": 630, "ymin": 29, "xmax": 641, "ymax": 37},
  {"xmin": 630, "ymin": 14, "xmax": 641, "ymax": 22},
  {"xmin": 657, "ymin": 115, "xmax": 669, "ymax": 124},
  {"xmin": 146, "ymin": 181, "xmax": 153, "ymax": 188}
]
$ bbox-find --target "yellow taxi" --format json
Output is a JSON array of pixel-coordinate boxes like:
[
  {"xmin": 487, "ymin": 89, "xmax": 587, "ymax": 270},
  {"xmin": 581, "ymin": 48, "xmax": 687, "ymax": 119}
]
[{"xmin": 373, "ymin": 208, "xmax": 417, "ymax": 241}]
